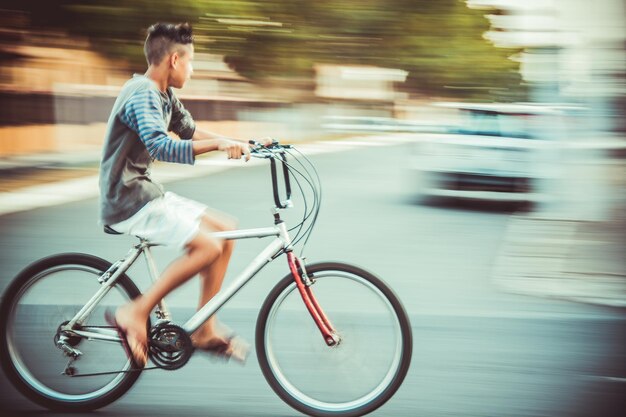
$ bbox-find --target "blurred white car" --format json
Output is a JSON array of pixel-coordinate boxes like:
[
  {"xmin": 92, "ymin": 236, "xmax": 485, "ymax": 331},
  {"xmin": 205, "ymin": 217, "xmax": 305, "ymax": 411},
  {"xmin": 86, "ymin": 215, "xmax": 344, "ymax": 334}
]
[{"xmin": 410, "ymin": 103, "xmax": 561, "ymax": 204}]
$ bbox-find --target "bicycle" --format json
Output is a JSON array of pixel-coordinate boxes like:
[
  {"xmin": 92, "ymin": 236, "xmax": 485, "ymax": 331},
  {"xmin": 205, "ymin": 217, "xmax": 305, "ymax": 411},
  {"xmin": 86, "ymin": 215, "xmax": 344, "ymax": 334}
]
[{"xmin": 0, "ymin": 141, "xmax": 412, "ymax": 417}]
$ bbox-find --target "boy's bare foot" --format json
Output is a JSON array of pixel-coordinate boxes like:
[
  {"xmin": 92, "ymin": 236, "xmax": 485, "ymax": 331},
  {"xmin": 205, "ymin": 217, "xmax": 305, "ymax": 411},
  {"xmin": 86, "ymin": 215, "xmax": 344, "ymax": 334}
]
[
  {"xmin": 192, "ymin": 323, "xmax": 249, "ymax": 364},
  {"xmin": 113, "ymin": 304, "xmax": 148, "ymax": 367},
  {"xmin": 194, "ymin": 335, "xmax": 250, "ymax": 363}
]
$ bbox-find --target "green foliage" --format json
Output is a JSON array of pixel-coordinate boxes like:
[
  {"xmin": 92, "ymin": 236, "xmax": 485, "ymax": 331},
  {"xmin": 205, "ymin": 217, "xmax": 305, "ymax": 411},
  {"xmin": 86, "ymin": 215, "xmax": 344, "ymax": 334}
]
[{"xmin": 8, "ymin": 0, "xmax": 525, "ymax": 100}]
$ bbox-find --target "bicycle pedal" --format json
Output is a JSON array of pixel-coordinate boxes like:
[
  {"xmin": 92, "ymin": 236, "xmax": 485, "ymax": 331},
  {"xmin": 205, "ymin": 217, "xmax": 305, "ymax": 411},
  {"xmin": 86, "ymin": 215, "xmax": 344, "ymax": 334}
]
[{"xmin": 62, "ymin": 366, "xmax": 77, "ymax": 376}]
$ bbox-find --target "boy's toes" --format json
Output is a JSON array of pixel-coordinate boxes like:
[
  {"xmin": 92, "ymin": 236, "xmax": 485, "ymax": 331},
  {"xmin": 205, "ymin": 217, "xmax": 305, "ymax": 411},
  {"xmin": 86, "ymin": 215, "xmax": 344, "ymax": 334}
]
[{"xmin": 127, "ymin": 334, "xmax": 148, "ymax": 366}]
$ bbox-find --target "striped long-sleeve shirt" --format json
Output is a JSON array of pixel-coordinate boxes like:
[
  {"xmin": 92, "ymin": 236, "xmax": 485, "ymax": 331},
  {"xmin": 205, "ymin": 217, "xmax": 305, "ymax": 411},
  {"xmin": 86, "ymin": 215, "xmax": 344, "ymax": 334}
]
[
  {"xmin": 99, "ymin": 75, "xmax": 197, "ymax": 225},
  {"xmin": 120, "ymin": 87, "xmax": 195, "ymax": 164}
]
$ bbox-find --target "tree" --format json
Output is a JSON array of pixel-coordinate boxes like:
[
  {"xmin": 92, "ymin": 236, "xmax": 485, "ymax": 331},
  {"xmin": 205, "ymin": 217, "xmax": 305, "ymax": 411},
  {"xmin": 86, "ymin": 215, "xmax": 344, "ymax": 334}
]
[{"xmin": 5, "ymin": 0, "xmax": 524, "ymax": 100}]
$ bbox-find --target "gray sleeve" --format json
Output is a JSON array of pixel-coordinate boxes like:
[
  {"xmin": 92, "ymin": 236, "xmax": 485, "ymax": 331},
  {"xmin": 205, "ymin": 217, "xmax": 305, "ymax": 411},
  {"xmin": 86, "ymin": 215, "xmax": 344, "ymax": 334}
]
[
  {"xmin": 169, "ymin": 94, "xmax": 196, "ymax": 139},
  {"xmin": 121, "ymin": 89, "xmax": 195, "ymax": 165}
]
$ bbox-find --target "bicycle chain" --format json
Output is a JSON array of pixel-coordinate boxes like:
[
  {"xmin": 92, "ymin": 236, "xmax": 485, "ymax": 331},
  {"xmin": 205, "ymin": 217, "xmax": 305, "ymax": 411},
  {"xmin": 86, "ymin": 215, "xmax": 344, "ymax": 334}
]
[
  {"xmin": 67, "ymin": 366, "xmax": 160, "ymax": 377},
  {"xmin": 65, "ymin": 325, "xmax": 160, "ymax": 378},
  {"xmin": 64, "ymin": 324, "xmax": 190, "ymax": 377}
]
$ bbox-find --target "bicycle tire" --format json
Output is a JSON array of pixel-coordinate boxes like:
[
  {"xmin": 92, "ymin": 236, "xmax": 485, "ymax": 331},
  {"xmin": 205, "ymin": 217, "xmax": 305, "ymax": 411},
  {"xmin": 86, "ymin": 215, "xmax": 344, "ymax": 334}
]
[
  {"xmin": 0, "ymin": 253, "xmax": 146, "ymax": 411},
  {"xmin": 256, "ymin": 262, "xmax": 412, "ymax": 417}
]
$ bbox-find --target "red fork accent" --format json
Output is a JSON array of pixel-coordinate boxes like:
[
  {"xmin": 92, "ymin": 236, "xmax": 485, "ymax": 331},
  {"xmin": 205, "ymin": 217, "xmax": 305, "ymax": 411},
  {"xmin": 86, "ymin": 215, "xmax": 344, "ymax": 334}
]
[{"xmin": 287, "ymin": 252, "xmax": 337, "ymax": 346}]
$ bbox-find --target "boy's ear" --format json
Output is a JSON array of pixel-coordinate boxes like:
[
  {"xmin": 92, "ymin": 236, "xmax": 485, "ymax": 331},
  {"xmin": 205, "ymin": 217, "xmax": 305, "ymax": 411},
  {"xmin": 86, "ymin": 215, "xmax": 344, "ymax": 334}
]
[{"xmin": 170, "ymin": 52, "xmax": 179, "ymax": 69}]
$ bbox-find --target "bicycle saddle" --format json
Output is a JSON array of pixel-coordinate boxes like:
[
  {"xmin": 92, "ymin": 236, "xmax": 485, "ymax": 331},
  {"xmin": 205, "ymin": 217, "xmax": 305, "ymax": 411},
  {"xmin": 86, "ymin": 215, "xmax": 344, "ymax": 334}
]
[{"xmin": 103, "ymin": 225, "xmax": 123, "ymax": 235}]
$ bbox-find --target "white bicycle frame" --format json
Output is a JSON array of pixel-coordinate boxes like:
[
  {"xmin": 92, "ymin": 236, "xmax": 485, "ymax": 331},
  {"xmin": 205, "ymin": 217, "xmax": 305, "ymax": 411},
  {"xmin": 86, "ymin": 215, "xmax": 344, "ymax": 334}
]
[
  {"xmin": 63, "ymin": 222, "xmax": 293, "ymax": 344},
  {"xmin": 61, "ymin": 147, "xmax": 338, "ymax": 349}
]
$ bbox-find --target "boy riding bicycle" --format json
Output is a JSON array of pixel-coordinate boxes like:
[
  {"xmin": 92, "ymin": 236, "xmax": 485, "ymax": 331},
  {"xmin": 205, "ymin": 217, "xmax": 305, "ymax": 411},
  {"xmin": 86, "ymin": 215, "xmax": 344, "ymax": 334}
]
[{"xmin": 99, "ymin": 22, "xmax": 266, "ymax": 366}]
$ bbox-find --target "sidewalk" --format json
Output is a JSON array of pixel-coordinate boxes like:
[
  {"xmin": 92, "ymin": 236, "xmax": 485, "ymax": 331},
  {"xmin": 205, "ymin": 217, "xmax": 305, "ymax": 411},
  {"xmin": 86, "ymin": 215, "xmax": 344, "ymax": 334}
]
[
  {"xmin": 0, "ymin": 149, "xmax": 102, "ymax": 175},
  {"xmin": 492, "ymin": 213, "xmax": 626, "ymax": 308},
  {"xmin": 0, "ymin": 134, "xmax": 417, "ymax": 216},
  {"xmin": 491, "ymin": 144, "xmax": 626, "ymax": 309},
  {"xmin": 0, "ymin": 147, "xmax": 253, "ymax": 215}
]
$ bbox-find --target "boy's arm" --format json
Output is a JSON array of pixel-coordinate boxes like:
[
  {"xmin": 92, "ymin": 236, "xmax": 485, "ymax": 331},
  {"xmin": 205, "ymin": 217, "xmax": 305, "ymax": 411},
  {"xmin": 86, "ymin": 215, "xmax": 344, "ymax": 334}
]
[
  {"xmin": 170, "ymin": 92, "xmax": 270, "ymax": 159},
  {"xmin": 124, "ymin": 89, "xmax": 259, "ymax": 162},
  {"xmin": 170, "ymin": 95, "xmax": 251, "ymax": 159},
  {"xmin": 191, "ymin": 137, "xmax": 250, "ymax": 160},
  {"xmin": 123, "ymin": 89, "xmax": 195, "ymax": 165},
  {"xmin": 191, "ymin": 128, "xmax": 273, "ymax": 161},
  {"xmin": 190, "ymin": 128, "xmax": 251, "ymax": 160}
]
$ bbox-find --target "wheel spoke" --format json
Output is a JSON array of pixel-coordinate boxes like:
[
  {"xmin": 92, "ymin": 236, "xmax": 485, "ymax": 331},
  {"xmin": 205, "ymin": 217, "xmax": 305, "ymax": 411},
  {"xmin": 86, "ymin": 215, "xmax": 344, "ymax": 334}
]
[
  {"xmin": 0, "ymin": 254, "xmax": 145, "ymax": 411},
  {"xmin": 257, "ymin": 263, "xmax": 412, "ymax": 416}
]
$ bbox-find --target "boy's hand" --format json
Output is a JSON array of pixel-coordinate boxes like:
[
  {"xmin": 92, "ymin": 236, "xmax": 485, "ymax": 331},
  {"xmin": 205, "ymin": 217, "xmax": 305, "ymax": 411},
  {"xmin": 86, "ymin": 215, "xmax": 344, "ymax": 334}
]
[
  {"xmin": 257, "ymin": 137, "xmax": 274, "ymax": 147},
  {"xmin": 218, "ymin": 139, "xmax": 251, "ymax": 161}
]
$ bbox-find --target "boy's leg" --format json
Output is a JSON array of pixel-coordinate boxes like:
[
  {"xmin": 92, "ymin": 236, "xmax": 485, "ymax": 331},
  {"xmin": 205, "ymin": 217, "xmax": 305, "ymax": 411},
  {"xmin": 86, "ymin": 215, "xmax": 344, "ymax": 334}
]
[
  {"xmin": 192, "ymin": 214, "xmax": 237, "ymax": 344},
  {"xmin": 192, "ymin": 214, "xmax": 250, "ymax": 362},
  {"xmin": 114, "ymin": 231, "xmax": 223, "ymax": 365}
]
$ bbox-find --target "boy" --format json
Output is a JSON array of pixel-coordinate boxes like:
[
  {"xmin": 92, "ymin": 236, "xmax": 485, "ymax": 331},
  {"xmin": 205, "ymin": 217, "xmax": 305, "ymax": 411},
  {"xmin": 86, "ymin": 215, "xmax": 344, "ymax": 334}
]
[{"xmin": 99, "ymin": 22, "xmax": 259, "ymax": 365}]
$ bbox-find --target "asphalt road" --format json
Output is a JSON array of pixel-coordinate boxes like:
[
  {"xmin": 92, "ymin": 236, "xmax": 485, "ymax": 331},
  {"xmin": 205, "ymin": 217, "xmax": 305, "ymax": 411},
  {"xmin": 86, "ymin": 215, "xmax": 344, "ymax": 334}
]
[{"xmin": 0, "ymin": 142, "xmax": 624, "ymax": 417}]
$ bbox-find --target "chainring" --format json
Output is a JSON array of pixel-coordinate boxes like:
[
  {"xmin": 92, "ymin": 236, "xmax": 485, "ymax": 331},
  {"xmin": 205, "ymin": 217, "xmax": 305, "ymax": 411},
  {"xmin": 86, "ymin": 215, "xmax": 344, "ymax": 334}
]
[{"xmin": 148, "ymin": 322, "xmax": 194, "ymax": 370}]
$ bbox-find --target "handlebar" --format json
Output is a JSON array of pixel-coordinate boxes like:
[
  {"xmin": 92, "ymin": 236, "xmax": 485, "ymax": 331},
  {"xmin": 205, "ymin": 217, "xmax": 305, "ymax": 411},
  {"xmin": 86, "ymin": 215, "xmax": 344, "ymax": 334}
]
[{"xmin": 249, "ymin": 140, "xmax": 292, "ymax": 209}]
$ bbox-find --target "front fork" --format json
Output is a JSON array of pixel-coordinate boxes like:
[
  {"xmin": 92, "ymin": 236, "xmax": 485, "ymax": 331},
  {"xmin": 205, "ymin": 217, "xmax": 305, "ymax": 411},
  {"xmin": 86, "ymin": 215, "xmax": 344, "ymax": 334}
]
[{"xmin": 287, "ymin": 252, "xmax": 340, "ymax": 346}]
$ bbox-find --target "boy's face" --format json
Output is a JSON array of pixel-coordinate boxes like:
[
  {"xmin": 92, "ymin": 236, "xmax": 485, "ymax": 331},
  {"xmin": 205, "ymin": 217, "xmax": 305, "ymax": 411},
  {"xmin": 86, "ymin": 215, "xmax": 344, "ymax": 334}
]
[{"xmin": 169, "ymin": 44, "xmax": 194, "ymax": 89}]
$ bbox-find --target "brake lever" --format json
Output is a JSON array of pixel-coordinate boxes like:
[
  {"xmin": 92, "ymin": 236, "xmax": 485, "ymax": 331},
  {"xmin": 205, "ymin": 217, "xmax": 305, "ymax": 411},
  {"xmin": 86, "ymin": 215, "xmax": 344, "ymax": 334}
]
[{"xmin": 249, "ymin": 139, "xmax": 292, "ymax": 157}]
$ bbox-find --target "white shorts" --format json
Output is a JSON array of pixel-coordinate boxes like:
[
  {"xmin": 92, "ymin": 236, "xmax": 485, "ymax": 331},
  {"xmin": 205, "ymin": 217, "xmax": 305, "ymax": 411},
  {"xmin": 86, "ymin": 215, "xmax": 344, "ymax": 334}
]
[{"xmin": 110, "ymin": 192, "xmax": 208, "ymax": 250}]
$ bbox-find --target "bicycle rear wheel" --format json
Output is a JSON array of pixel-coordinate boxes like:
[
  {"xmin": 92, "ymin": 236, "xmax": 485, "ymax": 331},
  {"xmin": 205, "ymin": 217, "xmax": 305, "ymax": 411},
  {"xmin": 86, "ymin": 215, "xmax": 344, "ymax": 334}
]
[
  {"xmin": 256, "ymin": 262, "xmax": 412, "ymax": 417},
  {"xmin": 0, "ymin": 253, "xmax": 145, "ymax": 411}
]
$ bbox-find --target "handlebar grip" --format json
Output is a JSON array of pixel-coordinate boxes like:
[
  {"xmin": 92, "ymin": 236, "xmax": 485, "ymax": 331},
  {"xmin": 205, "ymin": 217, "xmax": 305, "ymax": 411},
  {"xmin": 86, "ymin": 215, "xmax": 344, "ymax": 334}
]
[
  {"xmin": 269, "ymin": 154, "xmax": 292, "ymax": 209},
  {"xmin": 280, "ymin": 153, "xmax": 292, "ymax": 201},
  {"xmin": 269, "ymin": 158, "xmax": 283, "ymax": 208},
  {"xmin": 251, "ymin": 139, "xmax": 292, "ymax": 209}
]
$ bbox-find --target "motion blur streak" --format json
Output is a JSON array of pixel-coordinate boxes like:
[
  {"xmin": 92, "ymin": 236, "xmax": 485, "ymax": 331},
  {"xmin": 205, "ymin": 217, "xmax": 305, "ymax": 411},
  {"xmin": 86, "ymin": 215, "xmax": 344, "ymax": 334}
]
[{"xmin": 0, "ymin": 1, "xmax": 624, "ymax": 416}]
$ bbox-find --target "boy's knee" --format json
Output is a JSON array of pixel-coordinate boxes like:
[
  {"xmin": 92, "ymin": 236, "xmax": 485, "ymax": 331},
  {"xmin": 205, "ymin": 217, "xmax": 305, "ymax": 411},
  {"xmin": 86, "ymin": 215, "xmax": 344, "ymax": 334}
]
[
  {"xmin": 205, "ymin": 237, "xmax": 223, "ymax": 257},
  {"xmin": 188, "ymin": 233, "xmax": 223, "ymax": 258}
]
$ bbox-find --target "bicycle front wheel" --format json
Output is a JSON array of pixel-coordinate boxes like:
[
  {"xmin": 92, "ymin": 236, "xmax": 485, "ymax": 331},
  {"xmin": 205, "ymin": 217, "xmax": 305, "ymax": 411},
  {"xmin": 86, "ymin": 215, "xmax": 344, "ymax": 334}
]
[
  {"xmin": 257, "ymin": 262, "xmax": 412, "ymax": 417},
  {"xmin": 0, "ymin": 253, "xmax": 145, "ymax": 411}
]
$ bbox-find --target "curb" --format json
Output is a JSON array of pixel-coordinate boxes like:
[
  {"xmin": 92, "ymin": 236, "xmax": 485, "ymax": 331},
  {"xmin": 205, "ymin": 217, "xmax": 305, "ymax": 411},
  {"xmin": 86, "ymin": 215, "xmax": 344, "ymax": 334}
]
[
  {"xmin": 0, "ymin": 134, "xmax": 417, "ymax": 217},
  {"xmin": 0, "ymin": 150, "xmax": 103, "ymax": 175},
  {"xmin": 492, "ymin": 215, "xmax": 626, "ymax": 308}
]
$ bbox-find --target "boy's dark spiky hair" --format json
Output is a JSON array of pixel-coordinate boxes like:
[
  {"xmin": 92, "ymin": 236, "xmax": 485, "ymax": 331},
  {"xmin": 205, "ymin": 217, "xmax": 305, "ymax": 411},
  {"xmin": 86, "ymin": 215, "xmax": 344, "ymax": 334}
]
[
  {"xmin": 147, "ymin": 23, "xmax": 193, "ymax": 44},
  {"xmin": 144, "ymin": 22, "xmax": 193, "ymax": 65}
]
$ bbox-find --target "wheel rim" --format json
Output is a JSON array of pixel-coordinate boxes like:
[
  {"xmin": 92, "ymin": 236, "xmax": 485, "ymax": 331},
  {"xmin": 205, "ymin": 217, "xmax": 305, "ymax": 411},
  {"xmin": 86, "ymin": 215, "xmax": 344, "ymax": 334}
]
[
  {"xmin": 6, "ymin": 265, "xmax": 133, "ymax": 402},
  {"xmin": 264, "ymin": 270, "xmax": 404, "ymax": 412}
]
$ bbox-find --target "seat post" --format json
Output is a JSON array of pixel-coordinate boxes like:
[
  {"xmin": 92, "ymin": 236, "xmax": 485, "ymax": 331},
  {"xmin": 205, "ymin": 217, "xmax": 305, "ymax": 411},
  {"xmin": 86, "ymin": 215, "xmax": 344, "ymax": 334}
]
[{"xmin": 142, "ymin": 244, "xmax": 172, "ymax": 321}]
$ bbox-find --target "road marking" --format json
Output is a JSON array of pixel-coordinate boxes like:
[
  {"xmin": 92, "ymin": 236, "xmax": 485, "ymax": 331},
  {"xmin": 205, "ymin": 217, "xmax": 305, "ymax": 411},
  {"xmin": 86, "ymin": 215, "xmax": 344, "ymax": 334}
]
[{"xmin": 581, "ymin": 375, "xmax": 626, "ymax": 383}]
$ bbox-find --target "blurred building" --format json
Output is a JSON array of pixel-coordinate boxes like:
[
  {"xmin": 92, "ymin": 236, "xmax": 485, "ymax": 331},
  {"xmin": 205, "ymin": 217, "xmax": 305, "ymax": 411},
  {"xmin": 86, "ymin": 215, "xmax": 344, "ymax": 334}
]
[
  {"xmin": 0, "ymin": 27, "xmax": 286, "ymax": 157},
  {"xmin": 467, "ymin": 0, "xmax": 626, "ymax": 221},
  {"xmin": 315, "ymin": 64, "xmax": 408, "ymax": 103},
  {"xmin": 467, "ymin": 0, "xmax": 625, "ymax": 134}
]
